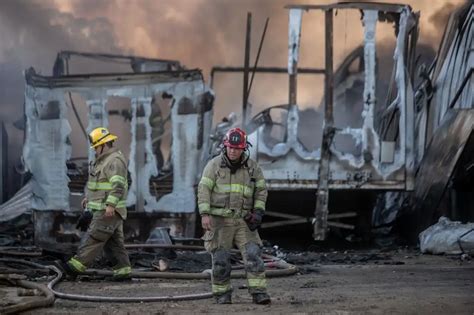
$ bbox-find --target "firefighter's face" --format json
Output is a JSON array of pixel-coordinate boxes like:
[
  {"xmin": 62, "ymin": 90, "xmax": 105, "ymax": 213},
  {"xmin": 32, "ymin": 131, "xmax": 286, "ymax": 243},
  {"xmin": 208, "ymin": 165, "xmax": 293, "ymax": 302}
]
[{"xmin": 227, "ymin": 147, "xmax": 244, "ymax": 161}]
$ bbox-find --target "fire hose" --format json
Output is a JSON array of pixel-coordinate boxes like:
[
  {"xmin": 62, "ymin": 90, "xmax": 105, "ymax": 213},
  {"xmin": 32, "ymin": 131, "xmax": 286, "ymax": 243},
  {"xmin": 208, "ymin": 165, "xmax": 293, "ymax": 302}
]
[
  {"xmin": 0, "ymin": 253, "xmax": 297, "ymax": 307},
  {"xmin": 0, "ymin": 258, "xmax": 213, "ymax": 306},
  {"xmin": 81, "ymin": 259, "xmax": 296, "ymax": 279},
  {"xmin": 0, "ymin": 274, "xmax": 54, "ymax": 315}
]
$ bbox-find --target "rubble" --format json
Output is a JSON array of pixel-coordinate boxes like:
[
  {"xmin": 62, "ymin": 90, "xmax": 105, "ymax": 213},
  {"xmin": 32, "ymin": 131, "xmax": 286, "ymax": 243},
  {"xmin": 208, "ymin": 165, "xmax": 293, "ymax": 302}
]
[
  {"xmin": 0, "ymin": 181, "xmax": 32, "ymax": 223},
  {"xmin": 0, "ymin": 2, "xmax": 472, "ymax": 312}
]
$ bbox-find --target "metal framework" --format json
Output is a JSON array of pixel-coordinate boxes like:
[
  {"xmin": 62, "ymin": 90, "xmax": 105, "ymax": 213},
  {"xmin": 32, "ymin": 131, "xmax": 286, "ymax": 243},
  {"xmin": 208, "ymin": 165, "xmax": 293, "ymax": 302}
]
[{"xmin": 241, "ymin": 2, "xmax": 420, "ymax": 239}]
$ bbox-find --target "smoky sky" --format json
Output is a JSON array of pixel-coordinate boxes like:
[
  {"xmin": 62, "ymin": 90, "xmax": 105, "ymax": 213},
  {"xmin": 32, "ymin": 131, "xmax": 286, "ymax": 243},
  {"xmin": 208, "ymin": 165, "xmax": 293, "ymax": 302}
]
[
  {"xmin": 0, "ymin": 0, "xmax": 121, "ymax": 177},
  {"xmin": 0, "ymin": 0, "xmax": 467, "ymax": 192}
]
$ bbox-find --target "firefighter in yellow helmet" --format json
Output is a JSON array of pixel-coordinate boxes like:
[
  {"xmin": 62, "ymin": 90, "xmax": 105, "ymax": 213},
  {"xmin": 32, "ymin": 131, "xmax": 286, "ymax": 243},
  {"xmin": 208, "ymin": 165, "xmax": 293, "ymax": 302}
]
[
  {"xmin": 198, "ymin": 128, "xmax": 271, "ymax": 304},
  {"xmin": 63, "ymin": 127, "xmax": 131, "ymax": 281}
]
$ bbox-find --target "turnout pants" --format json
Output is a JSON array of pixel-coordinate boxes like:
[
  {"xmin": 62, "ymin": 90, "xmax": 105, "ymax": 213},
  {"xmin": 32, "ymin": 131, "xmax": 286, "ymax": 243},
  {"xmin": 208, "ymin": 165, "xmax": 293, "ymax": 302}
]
[
  {"xmin": 203, "ymin": 216, "xmax": 267, "ymax": 296},
  {"xmin": 68, "ymin": 211, "xmax": 131, "ymax": 278}
]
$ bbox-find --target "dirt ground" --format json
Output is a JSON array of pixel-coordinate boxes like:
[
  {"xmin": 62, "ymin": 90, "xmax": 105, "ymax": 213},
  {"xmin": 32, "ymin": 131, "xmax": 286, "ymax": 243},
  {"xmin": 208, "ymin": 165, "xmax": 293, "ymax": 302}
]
[{"xmin": 2, "ymin": 248, "xmax": 472, "ymax": 314}]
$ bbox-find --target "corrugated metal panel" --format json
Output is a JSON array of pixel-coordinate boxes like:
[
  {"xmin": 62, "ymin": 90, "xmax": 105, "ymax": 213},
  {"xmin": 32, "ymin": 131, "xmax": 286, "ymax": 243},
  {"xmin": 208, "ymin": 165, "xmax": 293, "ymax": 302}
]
[
  {"xmin": 429, "ymin": 5, "xmax": 473, "ymax": 138},
  {"xmin": 0, "ymin": 181, "xmax": 32, "ymax": 222}
]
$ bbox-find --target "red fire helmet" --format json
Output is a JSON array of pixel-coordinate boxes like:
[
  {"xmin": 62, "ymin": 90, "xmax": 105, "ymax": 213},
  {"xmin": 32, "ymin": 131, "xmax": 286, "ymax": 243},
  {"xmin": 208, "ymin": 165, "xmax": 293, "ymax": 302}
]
[{"xmin": 223, "ymin": 127, "xmax": 248, "ymax": 149}]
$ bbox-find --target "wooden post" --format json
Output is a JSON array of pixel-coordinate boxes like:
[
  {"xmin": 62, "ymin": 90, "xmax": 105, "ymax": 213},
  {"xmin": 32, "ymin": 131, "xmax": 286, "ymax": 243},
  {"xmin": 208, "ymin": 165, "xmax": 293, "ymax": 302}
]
[
  {"xmin": 242, "ymin": 12, "xmax": 252, "ymax": 125},
  {"xmin": 314, "ymin": 9, "xmax": 334, "ymax": 240}
]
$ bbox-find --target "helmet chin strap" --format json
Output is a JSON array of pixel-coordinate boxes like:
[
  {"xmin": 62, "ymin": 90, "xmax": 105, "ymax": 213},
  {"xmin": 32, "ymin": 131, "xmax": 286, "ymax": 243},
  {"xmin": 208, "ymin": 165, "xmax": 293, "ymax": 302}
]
[{"xmin": 95, "ymin": 144, "xmax": 105, "ymax": 157}]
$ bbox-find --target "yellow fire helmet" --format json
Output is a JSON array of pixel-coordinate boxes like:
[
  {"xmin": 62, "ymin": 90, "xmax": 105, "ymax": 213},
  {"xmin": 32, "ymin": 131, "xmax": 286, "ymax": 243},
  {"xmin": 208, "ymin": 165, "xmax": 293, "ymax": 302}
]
[{"xmin": 88, "ymin": 127, "xmax": 118, "ymax": 148}]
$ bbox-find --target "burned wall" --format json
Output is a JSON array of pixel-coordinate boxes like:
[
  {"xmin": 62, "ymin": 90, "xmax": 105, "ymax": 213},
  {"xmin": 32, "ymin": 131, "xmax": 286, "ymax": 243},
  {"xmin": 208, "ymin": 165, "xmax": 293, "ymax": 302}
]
[
  {"xmin": 248, "ymin": 4, "xmax": 418, "ymax": 191},
  {"xmin": 23, "ymin": 89, "xmax": 72, "ymax": 210},
  {"xmin": 23, "ymin": 68, "xmax": 214, "ymax": 213}
]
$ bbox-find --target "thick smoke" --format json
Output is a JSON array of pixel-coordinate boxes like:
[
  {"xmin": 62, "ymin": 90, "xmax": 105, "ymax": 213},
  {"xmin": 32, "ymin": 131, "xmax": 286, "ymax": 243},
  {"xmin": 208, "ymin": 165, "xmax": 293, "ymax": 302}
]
[
  {"xmin": 427, "ymin": 2, "xmax": 460, "ymax": 44},
  {"xmin": 0, "ymin": 0, "xmax": 121, "ymax": 196}
]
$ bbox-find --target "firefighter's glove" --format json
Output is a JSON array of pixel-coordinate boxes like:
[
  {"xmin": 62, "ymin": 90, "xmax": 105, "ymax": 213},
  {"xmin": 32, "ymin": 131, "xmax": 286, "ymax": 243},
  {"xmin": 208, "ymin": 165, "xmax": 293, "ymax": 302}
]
[
  {"xmin": 244, "ymin": 209, "xmax": 264, "ymax": 231},
  {"xmin": 76, "ymin": 211, "xmax": 93, "ymax": 231}
]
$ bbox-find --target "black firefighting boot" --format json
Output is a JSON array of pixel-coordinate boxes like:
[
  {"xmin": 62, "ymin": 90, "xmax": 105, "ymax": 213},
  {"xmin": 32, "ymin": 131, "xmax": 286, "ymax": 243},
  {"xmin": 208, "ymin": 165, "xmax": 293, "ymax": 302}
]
[
  {"xmin": 252, "ymin": 292, "xmax": 271, "ymax": 305},
  {"xmin": 215, "ymin": 292, "xmax": 232, "ymax": 304}
]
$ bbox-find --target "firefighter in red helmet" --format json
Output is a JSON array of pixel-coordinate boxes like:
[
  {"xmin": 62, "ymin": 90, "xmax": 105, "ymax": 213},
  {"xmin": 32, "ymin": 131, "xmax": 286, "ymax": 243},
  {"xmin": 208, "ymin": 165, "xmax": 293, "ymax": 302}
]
[{"xmin": 198, "ymin": 127, "xmax": 271, "ymax": 304}]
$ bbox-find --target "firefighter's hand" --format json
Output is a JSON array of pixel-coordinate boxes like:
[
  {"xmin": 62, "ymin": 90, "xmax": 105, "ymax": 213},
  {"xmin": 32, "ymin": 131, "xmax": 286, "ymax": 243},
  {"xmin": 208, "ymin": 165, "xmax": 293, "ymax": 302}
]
[
  {"xmin": 76, "ymin": 211, "xmax": 93, "ymax": 231},
  {"xmin": 81, "ymin": 198, "xmax": 88, "ymax": 209},
  {"xmin": 201, "ymin": 215, "xmax": 212, "ymax": 231},
  {"xmin": 105, "ymin": 205, "xmax": 115, "ymax": 217},
  {"xmin": 244, "ymin": 209, "xmax": 264, "ymax": 231}
]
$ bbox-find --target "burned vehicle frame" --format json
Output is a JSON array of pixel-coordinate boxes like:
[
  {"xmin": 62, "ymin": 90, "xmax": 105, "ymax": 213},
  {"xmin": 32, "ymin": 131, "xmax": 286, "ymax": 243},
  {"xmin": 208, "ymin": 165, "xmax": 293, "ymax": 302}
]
[{"xmin": 23, "ymin": 52, "xmax": 214, "ymax": 252}]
